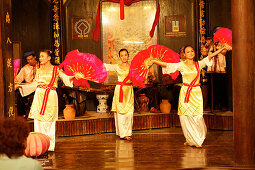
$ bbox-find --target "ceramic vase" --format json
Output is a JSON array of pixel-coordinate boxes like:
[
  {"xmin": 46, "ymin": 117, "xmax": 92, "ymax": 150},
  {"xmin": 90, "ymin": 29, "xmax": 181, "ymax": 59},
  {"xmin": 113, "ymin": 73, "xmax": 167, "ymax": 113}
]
[
  {"xmin": 160, "ymin": 99, "xmax": 171, "ymax": 113},
  {"xmin": 63, "ymin": 104, "xmax": 76, "ymax": 120},
  {"xmin": 96, "ymin": 94, "xmax": 109, "ymax": 113}
]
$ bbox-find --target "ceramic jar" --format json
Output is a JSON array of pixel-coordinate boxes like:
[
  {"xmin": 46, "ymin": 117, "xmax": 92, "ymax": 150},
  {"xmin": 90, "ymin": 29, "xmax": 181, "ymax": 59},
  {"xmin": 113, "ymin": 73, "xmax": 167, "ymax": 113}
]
[
  {"xmin": 160, "ymin": 99, "xmax": 171, "ymax": 113},
  {"xmin": 63, "ymin": 104, "xmax": 76, "ymax": 120}
]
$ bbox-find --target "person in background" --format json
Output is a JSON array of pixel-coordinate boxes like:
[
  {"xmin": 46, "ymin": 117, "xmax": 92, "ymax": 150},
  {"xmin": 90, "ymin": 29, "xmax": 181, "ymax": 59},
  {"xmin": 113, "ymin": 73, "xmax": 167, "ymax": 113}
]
[
  {"xmin": 200, "ymin": 43, "xmax": 211, "ymax": 111},
  {"xmin": 0, "ymin": 118, "xmax": 43, "ymax": 170},
  {"xmin": 179, "ymin": 46, "xmax": 186, "ymax": 61},
  {"xmin": 15, "ymin": 51, "xmax": 39, "ymax": 118},
  {"xmin": 15, "ymin": 51, "xmax": 38, "ymax": 85}
]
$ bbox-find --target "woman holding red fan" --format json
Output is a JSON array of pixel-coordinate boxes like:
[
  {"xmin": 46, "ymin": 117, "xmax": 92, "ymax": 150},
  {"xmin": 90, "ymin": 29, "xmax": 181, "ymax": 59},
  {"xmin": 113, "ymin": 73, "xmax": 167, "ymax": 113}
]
[
  {"xmin": 149, "ymin": 45, "xmax": 229, "ymax": 147},
  {"xmin": 18, "ymin": 49, "xmax": 83, "ymax": 151},
  {"xmin": 104, "ymin": 49, "xmax": 134, "ymax": 140}
]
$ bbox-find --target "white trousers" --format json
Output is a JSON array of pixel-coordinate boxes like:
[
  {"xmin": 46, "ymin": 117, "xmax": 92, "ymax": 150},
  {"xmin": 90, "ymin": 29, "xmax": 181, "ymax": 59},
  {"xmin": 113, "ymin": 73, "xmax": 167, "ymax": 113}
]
[
  {"xmin": 34, "ymin": 119, "xmax": 56, "ymax": 151},
  {"xmin": 179, "ymin": 115, "xmax": 207, "ymax": 147},
  {"xmin": 114, "ymin": 112, "xmax": 133, "ymax": 138}
]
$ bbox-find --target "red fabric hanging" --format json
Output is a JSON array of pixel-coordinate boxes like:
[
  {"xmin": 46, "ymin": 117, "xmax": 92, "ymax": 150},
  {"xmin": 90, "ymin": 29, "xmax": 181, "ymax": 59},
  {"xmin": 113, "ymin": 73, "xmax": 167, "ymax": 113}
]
[
  {"xmin": 93, "ymin": 0, "xmax": 160, "ymax": 42},
  {"xmin": 93, "ymin": 1, "xmax": 100, "ymax": 42},
  {"xmin": 107, "ymin": 0, "xmax": 141, "ymax": 20},
  {"xmin": 107, "ymin": 0, "xmax": 140, "ymax": 6},
  {"xmin": 149, "ymin": 3, "xmax": 160, "ymax": 38},
  {"xmin": 120, "ymin": 0, "xmax": 124, "ymax": 19}
]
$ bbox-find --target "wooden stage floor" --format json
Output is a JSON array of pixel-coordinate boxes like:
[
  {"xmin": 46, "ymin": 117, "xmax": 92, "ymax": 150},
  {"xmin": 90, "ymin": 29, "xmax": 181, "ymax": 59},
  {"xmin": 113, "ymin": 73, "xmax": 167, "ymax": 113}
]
[
  {"xmin": 42, "ymin": 128, "xmax": 255, "ymax": 170},
  {"xmin": 29, "ymin": 111, "xmax": 233, "ymax": 137}
]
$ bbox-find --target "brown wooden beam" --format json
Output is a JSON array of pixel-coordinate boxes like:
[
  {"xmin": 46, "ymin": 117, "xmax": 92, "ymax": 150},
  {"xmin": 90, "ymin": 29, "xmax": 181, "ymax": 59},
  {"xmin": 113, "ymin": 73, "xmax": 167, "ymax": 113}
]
[
  {"xmin": 232, "ymin": 0, "xmax": 255, "ymax": 165},
  {"xmin": 0, "ymin": 2, "xmax": 4, "ymax": 119}
]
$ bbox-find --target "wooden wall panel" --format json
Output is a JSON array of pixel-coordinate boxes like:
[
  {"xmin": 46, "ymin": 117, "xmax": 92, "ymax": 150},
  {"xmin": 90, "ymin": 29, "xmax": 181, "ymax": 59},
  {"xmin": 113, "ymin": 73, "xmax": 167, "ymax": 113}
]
[
  {"xmin": 63, "ymin": 0, "xmax": 101, "ymax": 60},
  {"xmin": 208, "ymin": 0, "xmax": 231, "ymax": 35},
  {"xmin": 158, "ymin": 0, "xmax": 196, "ymax": 53},
  {"xmin": 12, "ymin": 0, "xmax": 51, "ymax": 66}
]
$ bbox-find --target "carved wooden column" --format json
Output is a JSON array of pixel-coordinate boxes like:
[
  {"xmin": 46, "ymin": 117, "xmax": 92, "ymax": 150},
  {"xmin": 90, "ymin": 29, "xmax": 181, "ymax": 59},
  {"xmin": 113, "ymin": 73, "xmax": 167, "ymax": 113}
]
[
  {"xmin": 0, "ymin": 3, "xmax": 4, "ymax": 119},
  {"xmin": 0, "ymin": 0, "xmax": 15, "ymax": 118},
  {"xmin": 232, "ymin": 0, "xmax": 255, "ymax": 165}
]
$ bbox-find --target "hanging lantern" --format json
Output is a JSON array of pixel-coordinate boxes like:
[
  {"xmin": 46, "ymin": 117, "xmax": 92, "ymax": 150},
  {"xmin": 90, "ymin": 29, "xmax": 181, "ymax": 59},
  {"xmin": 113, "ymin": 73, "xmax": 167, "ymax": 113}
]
[{"xmin": 25, "ymin": 132, "xmax": 50, "ymax": 157}]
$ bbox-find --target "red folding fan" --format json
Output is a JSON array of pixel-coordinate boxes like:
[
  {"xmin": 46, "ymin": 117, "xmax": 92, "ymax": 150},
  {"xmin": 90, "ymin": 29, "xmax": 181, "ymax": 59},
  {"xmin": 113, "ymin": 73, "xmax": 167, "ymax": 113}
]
[
  {"xmin": 59, "ymin": 50, "xmax": 107, "ymax": 88},
  {"xmin": 148, "ymin": 45, "xmax": 180, "ymax": 80},
  {"xmin": 214, "ymin": 27, "xmax": 232, "ymax": 47},
  {"xmin": 129, "ymin": 49, "xmax": 152, "ymax": 88},
  {"xmin": 129, "ymin": 45, "xmax": 180, "ymax": 88}
]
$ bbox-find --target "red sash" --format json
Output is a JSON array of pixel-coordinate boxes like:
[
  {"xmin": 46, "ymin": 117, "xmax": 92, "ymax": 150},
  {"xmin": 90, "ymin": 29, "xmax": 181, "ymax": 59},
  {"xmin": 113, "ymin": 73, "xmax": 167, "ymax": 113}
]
[
  {"xmin": 184, "ymin": 62, "xmax": 200, "ymax": 103},
  {"xmin": 39, "ymin": 66, "xmax": 58, "ymax": 115},
  {"xmin": 116, "ymin": 75, "xmax": 131, "ymax": 103}
]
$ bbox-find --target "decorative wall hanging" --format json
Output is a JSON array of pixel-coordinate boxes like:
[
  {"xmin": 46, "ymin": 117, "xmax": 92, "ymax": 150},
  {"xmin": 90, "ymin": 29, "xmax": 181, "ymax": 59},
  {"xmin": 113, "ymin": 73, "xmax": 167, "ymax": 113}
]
[
  {"xmin": 165, "ymin": 15, "xmax": 186, "ymax": 37},
  {"xmin": 72, "ymin": 18, "xmax": 93, "ymax": 39}
]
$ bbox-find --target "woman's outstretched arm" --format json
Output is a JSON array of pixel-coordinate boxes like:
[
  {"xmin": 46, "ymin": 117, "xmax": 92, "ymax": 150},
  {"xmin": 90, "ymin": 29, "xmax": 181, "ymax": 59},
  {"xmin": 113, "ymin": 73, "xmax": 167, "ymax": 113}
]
[
  {"xmin": 147, "ymin": 59, "xmax": 167, "ymax": 68},
  {"xmin": 208, "ymin": 46, "xmax": 227, "ymax": 61}
]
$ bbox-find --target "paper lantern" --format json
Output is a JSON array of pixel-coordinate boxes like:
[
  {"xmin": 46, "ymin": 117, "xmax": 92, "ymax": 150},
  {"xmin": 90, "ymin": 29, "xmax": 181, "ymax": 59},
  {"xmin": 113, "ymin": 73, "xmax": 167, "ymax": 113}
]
[{"xmin": 25, "ymin": 132, "xmax": 50, "ymax": 157}]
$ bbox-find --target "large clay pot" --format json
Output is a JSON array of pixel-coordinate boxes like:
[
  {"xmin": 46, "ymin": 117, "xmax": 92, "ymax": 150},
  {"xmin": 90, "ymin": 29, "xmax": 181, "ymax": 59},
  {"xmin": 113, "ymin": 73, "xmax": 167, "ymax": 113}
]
[
  {"xmin": 63, "ymin": 104, "xmax": 76, "ymax": 120},
  {"xmin": 160, "ymin": 99, "xmax": 171, "ymax": 113},
  {"xmin": 138, "ymin": 94, "xmax": 149, "ymax": 113}
]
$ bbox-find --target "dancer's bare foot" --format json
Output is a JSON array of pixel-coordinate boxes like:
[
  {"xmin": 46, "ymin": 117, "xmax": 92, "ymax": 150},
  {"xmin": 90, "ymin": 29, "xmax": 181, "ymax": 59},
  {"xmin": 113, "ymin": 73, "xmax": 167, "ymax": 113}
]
[
  {"xmin": 124, "ymin": 136, "xmax": 132, "ymax": 140},
  {"xmin": 184, "ymin": 142, "xmax": 188, "ymax": 146},
  {"xmin": 195, "ymin": 145, "xmax": 203, "ymax": 148}
]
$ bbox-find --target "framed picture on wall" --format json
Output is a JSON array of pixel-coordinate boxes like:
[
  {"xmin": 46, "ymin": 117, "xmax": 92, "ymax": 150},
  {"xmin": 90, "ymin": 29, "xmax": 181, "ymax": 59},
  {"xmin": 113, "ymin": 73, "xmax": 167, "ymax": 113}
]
[
  {"xmin": 72, "ymin": 18, "xmax": 93, "ymax": 39},
  {"xmin": 165, "ymin": 15, "xmax": 186, "ymax": 37}
]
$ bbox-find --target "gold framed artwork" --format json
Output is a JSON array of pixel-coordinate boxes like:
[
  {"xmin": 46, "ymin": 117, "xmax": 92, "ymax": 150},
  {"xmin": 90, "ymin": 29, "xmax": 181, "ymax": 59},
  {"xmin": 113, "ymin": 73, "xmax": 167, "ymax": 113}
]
[{"xmin": 165, "ymin": 15, "xmax": 186, "ymax": 37}]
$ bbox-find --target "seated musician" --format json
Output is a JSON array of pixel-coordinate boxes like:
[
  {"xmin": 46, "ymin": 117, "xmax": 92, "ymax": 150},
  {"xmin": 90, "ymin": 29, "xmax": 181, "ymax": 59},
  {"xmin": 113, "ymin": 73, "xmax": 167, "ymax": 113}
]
[{"xmin": 15, "ymin": 51, "xmax": 39, "ymax": 118}]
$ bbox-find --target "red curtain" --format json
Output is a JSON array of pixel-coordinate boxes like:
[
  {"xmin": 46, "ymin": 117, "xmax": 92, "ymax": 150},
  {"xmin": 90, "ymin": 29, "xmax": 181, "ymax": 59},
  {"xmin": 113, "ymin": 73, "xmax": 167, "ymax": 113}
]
[{"xmin": 93, "ymin": 0, "xmax": 160, "ymax": 42}]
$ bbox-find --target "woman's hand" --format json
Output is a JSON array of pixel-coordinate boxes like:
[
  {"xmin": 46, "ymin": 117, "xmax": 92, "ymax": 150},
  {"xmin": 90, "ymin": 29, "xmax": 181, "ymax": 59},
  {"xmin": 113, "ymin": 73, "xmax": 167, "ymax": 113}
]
[
  {"xmin": 146, "ymin": 59, "xmax": 155, "ymax": 69},
  {"xmin": 144, "ymin": 57, "xmax": 154, "ymax": 69},
  {"xmin": 74, "ymin": 72, "xmax": 85, "ymax": 80},
  {"xmin": 224, "ymin": 43, "xmax": 232, "ymax": 51},
  {"xmin": 14, "ymin": 84, "xmax": 22, "ymax": 90}
]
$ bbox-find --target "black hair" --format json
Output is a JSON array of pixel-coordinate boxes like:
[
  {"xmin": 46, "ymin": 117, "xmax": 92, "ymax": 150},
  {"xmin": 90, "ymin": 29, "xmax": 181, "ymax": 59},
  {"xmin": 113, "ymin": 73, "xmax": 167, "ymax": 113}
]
[
  {"xmin": 211, "ymin": 26, "xmax": 222, "ymax": 37},
  {"xmin": 39, "ymin": 49, "xmax": 54, "ymax": 64},
  {"xmin": 183, "ymin": 45, "xmax": 194, "ymax": 53},
  {"xmin": 24, "ymin": 51, "xmax": 36, "ymax": 58},
  {"xmin": 119, "ymin": 49, "xmax": 129, "ymax": 56},
  {"xmin": 213, "ymin": 26, "xmax": 222, "ymax": 34},
  {"xmin": 179, "ymin": 46, "xmax": 185, "ymax": 54},
  {"xmin": 39, "ymin": 49, "xmax": 53, "ymax": 57},
  {"xmin": 183, "ymin": 45, "xmax": 198, "ymax": 61}
]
